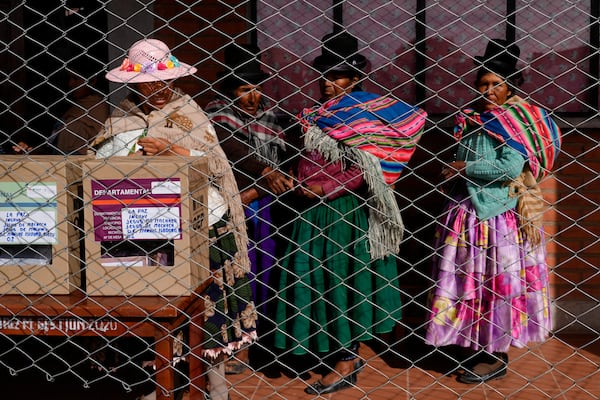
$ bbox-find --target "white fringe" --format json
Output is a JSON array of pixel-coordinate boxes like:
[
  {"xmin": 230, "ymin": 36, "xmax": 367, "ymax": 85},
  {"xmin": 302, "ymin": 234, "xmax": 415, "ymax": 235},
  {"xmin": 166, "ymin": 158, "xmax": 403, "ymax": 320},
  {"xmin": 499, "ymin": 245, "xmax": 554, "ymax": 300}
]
[{"xmin": 305, "ymin": 125, "xmax": 404, "ymax": 259}]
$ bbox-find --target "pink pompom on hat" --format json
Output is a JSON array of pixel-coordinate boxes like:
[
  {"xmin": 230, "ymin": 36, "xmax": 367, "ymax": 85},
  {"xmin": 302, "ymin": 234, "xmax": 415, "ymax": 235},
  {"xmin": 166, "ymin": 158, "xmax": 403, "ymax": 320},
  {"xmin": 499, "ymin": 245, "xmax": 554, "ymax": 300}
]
[{"xmin": 106, "ymin": 39, "xmax": 197, "ymax": 83}]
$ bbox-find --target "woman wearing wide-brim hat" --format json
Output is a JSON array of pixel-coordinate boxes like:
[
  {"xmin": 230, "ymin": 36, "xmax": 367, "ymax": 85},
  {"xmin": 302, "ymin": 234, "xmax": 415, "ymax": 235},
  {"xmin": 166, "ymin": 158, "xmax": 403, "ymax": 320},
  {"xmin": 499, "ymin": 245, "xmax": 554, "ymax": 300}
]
[
  {"xmin": 205, "ymin": 43, "xmax": 293, "ymax": 376},
  {"xmin": 273, "ymin": 31, "xmax": 427, "ymax": 395},
  {"xmin": 311, "ymin": 31, "xmax": 368, "ymax": 103},
  {"xmin": 425, "ymin": 38, "xmax": 561, "ymax": 384},
  {"xmin": 98, "ymin": 38, "xmax": 257, "ymax": 400}
]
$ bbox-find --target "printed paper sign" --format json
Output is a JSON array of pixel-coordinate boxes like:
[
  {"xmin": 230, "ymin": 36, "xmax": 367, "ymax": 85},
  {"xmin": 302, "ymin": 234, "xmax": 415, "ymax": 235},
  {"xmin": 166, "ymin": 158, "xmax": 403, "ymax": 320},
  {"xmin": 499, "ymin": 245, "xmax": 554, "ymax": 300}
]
[
  {"xmin": 0, "ymin": 182, "xmax": 58, "ymax": 244},
  {"xmin": 91, "ymin": 178, "xmax": 182, "ymax": 241}
]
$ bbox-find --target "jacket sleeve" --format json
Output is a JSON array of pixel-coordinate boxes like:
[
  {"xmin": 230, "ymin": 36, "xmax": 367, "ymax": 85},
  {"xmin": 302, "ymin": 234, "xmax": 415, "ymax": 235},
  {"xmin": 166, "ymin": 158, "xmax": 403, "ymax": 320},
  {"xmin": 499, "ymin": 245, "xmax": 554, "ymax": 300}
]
[
  {"xmin": 213, "ymin": 124, "xmax": 271, "ymax": 196},
  {"xmin": 56, "ymin": 100, "xmax": 109, "ymax": 155},
  {"xmin": 465, "ymin": 142, "xmax": 525, "ymax": 182}
]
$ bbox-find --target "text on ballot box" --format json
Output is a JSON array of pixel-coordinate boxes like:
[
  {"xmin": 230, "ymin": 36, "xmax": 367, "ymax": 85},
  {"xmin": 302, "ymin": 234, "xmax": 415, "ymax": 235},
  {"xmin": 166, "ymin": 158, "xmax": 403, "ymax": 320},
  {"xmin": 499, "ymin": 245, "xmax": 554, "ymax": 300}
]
[
  {"xmin": 0, "ymin": 156, "xmax": 85, "ymax": 294},
  {"xmin": 91, "ymin": 178, "xmax": 183, "ymax": 242},
  {"xmin": 0, "ymin": 183, "xmax": 57, "ymax": 244},
  {"xmin": 83, "ymin": 157, "xmax": 210, "ymax": 296}
]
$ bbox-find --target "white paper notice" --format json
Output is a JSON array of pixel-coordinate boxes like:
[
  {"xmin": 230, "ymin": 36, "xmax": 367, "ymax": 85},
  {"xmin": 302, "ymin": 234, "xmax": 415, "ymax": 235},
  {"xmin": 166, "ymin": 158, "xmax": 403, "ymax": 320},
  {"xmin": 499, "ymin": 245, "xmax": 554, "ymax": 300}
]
[
  {"xmin": 121, "ymin": 207, "xmax": 181, "ymax": 240},
  {"xmin": 0, "ymin": 210, "xmax": 57, "ymax": 244},
  {"xmin": 151, "ymin": 180, "xmax": 181, "ymax": 195}
]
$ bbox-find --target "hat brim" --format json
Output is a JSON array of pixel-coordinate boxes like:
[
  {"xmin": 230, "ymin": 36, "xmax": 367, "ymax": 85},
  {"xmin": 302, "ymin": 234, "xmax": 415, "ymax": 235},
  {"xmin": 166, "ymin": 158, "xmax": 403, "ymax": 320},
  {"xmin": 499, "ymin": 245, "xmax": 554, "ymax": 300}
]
[
  {"xmin": 217, "ymin": 71, "xmax": 271, "ymax": 82},
  {"xmin": 105, "ymin": 62, "xmax": 197, "ymax": 83},
  {"xmin": 313, "ymin": 54, "xmax": 367, "ymax": 73},
  {"xmin": 474, "ymin": 58, "xmax": 518, "ymax": 76}
]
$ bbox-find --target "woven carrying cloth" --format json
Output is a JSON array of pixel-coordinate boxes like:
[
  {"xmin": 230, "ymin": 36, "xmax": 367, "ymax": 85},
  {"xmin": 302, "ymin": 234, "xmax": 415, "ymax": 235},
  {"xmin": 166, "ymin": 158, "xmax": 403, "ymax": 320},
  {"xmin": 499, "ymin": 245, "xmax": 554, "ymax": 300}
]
[
  {"xmin": 303, "ymin": 91, "xmax": 427, "ymax": 184},
  {"xmin": 300, "ymin": 91, "xmax": 427, "ymax": 259},
  {"xmin": 454, "ymin": 102, "xmax": 562, "ymax": 182}
]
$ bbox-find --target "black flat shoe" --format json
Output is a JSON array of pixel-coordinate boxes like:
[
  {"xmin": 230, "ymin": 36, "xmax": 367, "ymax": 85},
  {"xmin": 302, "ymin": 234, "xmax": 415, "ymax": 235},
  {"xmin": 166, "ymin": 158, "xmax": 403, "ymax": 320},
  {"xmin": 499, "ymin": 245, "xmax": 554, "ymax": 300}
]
[
  {"xmin": 304, "ymin": 373, "xmax": 356, "ymax": 395},
  {"xmin": 304, "ymin": 359, "xmax": 364, "ymax": 395},
  {"xmin": 457, "ymin": 351, "xmax": 492, "ymax": 375},
  {"xmin": 458, "ymin": 353, "xmax": 508, "ymax": 384}
]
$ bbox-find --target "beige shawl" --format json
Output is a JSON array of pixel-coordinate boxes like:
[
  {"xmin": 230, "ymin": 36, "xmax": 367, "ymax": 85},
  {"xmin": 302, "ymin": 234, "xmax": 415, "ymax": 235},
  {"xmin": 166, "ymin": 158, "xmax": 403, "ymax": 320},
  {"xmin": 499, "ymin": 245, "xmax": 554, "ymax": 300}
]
[
  {"xmin": 96, "ymin": 88, "xmax": 250, "ymax": 272},
  {"xmin": 508, "ymin": 165, "xmax": 545, "ymax": 246}
]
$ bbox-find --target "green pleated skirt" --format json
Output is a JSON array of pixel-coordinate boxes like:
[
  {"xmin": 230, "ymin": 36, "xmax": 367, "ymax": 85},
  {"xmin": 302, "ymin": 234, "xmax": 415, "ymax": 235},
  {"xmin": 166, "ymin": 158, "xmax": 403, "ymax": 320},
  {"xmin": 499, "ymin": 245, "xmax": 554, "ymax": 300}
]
[{"xmin": 273, "ymin": 194, "xmax": 402, "ymax": 355}]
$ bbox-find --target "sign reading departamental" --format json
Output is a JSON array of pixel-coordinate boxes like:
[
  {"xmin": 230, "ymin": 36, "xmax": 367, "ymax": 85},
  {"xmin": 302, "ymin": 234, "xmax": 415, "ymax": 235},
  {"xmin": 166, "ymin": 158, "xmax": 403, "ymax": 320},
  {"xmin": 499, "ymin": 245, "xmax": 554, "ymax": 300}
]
[
  {"xmin": 0, "ymin": 182, "xmax": 57, "ymax": 244},
  {"xmin": 91, "ymin": 178, "xmax": 182, "ymax": 242}
]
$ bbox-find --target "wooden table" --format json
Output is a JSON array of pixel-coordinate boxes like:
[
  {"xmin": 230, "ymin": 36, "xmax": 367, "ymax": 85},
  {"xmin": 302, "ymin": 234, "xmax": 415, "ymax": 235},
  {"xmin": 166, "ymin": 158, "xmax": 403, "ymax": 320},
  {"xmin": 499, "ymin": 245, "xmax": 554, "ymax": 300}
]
[{"xmin": 0, "ymin": 286, "xmax": 208, "ymax": 399}]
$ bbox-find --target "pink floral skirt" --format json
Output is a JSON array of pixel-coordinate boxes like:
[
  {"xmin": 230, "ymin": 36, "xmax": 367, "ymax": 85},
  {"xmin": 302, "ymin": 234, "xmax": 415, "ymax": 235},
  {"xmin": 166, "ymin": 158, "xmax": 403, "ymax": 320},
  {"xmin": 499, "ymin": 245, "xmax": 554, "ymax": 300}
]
[{"xmin": 425, "ymin": 196, "xmax": 552, "ymax": 353}]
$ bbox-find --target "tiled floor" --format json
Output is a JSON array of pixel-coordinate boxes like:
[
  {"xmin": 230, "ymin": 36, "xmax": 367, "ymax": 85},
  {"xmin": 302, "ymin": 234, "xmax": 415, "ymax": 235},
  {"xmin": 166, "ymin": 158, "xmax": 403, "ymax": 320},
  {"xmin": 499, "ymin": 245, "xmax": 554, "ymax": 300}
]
[
  {"xmin": 3, "ymin": 334, "xmax": 598, "ymax": 399},
  {"xmin": 226, "ymin": 334, "xmax": 600, "ymax": 400}
]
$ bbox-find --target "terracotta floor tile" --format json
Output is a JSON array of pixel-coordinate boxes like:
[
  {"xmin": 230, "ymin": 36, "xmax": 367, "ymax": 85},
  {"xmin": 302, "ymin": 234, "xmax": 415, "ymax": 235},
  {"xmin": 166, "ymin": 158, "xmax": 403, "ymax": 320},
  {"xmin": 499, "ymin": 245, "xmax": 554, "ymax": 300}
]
[
  {"xmin": 3, "ymin": 335, "xmax": 599, "ymax": 399},
  {"xmin": 227, "ymin": 335, "xmax": 599, "ymax": 399}
]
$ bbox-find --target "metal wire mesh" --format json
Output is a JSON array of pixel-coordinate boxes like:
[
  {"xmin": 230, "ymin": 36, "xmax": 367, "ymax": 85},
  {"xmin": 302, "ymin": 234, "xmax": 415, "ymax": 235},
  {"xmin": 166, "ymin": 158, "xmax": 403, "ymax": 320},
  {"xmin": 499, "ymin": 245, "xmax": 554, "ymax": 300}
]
[{"xmin": 0, "ymin": 0, "xmax": 599, "ymax": 399}]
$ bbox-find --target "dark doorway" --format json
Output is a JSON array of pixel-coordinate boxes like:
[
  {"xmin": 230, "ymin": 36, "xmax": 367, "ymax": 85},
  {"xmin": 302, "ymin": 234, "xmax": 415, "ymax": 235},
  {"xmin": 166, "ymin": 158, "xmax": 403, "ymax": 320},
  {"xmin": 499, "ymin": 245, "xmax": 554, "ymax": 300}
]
[{"xmin": 2, "ymin": 0, "xmax": 107, "ymax": 152}]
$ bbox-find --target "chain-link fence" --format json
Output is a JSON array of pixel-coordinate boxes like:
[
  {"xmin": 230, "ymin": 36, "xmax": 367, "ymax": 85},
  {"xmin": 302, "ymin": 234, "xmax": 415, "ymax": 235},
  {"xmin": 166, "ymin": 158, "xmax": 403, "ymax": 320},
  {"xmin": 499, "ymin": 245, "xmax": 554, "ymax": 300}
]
[{"xmin": 1, "ymin": 1, "xmax": 599, "ymax": 399}]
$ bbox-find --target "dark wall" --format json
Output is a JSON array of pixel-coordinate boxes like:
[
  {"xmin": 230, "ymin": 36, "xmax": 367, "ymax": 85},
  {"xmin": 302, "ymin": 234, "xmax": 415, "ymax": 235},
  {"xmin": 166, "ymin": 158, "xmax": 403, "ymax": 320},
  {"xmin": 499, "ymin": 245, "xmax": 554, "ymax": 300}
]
[{"xmin": 2, "ymin": 0, "xmax": 107, "ymax": 151}]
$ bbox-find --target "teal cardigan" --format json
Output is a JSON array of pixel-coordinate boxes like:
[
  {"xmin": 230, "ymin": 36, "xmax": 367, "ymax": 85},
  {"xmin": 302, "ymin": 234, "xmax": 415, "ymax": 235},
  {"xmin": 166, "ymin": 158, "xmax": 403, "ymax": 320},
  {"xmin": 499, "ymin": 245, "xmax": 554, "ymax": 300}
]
[{"xmin": 457, "ymin": 129, "xmax": 526, "ymax": 220}]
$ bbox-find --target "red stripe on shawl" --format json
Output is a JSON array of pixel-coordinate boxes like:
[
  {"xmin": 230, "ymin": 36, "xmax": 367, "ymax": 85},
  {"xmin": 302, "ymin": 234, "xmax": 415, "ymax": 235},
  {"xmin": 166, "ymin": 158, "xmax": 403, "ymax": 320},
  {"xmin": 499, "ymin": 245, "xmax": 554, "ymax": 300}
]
[
  {"xmin": 485, "ymin": 104, "xmax": 561, "ymax": 180},
  {"xmin": 455, "ymin": 103, "xmax": 561, "ymax": 181},
  {"xmin": 357, "ymin": 145, "xmax": 418, "ymax": 162},
  {"xmin": 302, "ymin": 93, "xmax": 427, "ymax": 184}
]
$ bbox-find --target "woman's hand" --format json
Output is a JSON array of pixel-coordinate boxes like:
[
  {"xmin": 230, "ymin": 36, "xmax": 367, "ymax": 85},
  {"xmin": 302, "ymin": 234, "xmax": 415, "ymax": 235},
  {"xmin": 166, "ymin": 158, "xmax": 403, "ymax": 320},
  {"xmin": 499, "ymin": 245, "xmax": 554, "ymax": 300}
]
[
  {"xmin": 240, "ymin": 188, "xmax": 260, "ymax": 205},
  {"xmin": 12, "ymin": 141, "xmax": 32, "ymax": 154},
  {"xmin": 299, "ymin": 185, "xmax": 324, "ymax": 199},
  {"xmin": 137, "ymin": 137, "xmax": 190, "ymax": 156},
  {"xmin": 441, "ymin": 161, "xmax": 466, "ymax": 180},
  {"xmin": 261, "ymin": 167, "xmax": 294, "ymax": 194}
]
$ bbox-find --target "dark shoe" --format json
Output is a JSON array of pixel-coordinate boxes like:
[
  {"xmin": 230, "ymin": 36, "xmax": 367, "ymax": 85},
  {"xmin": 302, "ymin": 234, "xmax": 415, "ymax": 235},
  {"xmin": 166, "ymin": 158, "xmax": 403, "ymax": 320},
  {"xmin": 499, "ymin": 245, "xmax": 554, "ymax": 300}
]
[
  {"xmin": 259, "ymin": 364, "xmax": 282, "ymax": 379},
  {"xmin": 304, "ymin": 372, "xmax": 356, "ymax": 395},
  {"xmin": 458, "ymin": 353, "xmax": 508, "ymax": 384},
  {"xmin": 352, "ymin": 358, "xmax": 365, "ymax": 375},
  {"xmin": 304, "ymin": 359, "xmax": 364, "ymax": 395},
  {"xmin": 457, "ymin": 351, "xmax": 489, "ymax": 374}
]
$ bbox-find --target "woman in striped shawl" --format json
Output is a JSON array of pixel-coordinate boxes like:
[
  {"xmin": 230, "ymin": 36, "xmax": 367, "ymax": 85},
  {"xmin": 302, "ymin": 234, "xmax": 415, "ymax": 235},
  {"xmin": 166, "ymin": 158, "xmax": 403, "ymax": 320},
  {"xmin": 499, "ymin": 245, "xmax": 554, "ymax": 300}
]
[
  {"xmin": 272, "ymin": 32, "xmax": 427, "ymax": 395},
  {"xmin": 425, "ymin": 39, "xmax": 562, "ymax": 384},
  {"xmin": 205, "ymin": 43, "xmax": 293, "ymax": 376}
]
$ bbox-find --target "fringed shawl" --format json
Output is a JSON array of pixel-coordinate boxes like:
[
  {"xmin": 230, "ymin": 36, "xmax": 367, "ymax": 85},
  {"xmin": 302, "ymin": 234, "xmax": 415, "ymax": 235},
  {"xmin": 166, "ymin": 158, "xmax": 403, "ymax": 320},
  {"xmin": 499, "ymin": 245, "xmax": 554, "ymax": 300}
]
[
  {"xmin": 454, "ymin": 101, "xmax": 562, "ymax": 182},
  {"xmin": 98, "ymin": 89, "xmax": 250, "ymax": 272},
  {"xmin": 205, "ymin": 97, "xmax": 286, "ymax": 167},
  {"xmin": 304, "ymin": 91, "xmax": 427, "ymax": 184},
  {"xmin": 300, "ymin": 91, "xmax": 427, "ymax": 259}
]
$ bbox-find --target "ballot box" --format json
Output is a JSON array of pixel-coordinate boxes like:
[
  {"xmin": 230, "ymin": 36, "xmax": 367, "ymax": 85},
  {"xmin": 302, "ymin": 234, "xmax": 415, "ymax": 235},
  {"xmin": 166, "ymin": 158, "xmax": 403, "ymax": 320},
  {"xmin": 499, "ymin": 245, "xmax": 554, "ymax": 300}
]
[
  {"xmin": 0, "ymin": 155, "xmax": 86, "ymax": 294},
  {"xmin": 82, "ymin": 157, "xmax": 210, "ymax": 296}
]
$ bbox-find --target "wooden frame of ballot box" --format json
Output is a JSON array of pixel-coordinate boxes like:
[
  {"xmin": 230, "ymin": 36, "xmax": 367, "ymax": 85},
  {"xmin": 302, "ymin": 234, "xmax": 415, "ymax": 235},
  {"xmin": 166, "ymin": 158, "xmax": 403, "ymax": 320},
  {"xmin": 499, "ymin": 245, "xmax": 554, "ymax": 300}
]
[
  {"xmin": 0, "ymin": 155, "xmax": 86, "ymax": 294},
  {"xmin": 82, "ymin": 157, "xmax": 210, "ymax": 296}
]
